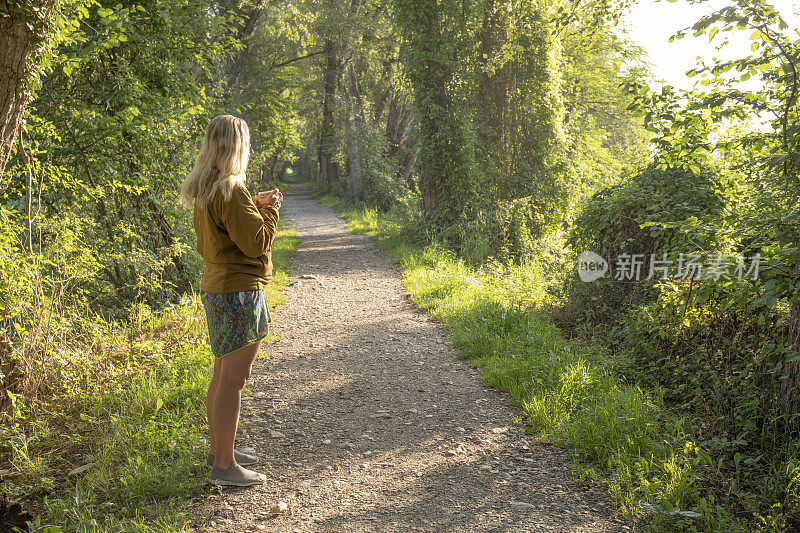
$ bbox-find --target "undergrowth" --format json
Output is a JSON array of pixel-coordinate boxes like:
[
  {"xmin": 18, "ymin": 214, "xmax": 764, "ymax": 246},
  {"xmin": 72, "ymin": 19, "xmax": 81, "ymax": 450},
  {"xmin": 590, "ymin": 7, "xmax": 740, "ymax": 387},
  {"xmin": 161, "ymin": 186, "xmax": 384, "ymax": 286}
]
[
  {"xmin": 0, "ymin": 220, "xmax": 299, "ymax": 532},
  {"xmin": 317, "ymin": 194, "xmax": 760, "ymax": 532}
]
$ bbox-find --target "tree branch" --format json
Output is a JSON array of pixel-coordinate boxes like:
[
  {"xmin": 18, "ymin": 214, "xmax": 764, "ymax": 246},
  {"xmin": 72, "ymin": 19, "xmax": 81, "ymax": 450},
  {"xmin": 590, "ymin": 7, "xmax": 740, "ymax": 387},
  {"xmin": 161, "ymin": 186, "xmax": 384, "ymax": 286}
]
[{"xmin": 271, "ymin": 49, "xmax": 326, "ymax": 69}]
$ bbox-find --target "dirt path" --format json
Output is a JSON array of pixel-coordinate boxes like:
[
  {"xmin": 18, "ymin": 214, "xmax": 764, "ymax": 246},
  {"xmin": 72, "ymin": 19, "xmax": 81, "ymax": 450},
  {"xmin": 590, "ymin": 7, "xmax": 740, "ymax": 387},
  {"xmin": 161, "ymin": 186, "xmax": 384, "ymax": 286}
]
[{"xmin": 195, "ymin": 183, "xmax": 628, "ymax": 532}]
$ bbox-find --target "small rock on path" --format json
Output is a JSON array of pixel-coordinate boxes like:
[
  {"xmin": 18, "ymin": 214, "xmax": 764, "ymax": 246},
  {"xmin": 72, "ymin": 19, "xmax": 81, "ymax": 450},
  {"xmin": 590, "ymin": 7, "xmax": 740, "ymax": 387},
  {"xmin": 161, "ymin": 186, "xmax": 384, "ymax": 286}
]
[{"xmin": 193, "ymin": 183, "xmax": 628, "ymax": 532}]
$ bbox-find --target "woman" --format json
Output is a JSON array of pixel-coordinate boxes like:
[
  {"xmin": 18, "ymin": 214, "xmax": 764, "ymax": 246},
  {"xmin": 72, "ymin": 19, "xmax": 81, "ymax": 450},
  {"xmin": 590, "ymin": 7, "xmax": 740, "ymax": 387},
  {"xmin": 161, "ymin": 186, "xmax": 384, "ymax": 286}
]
[{"xmin": 181, "ymin": 115, "xmax": 282, "ymax": 486}]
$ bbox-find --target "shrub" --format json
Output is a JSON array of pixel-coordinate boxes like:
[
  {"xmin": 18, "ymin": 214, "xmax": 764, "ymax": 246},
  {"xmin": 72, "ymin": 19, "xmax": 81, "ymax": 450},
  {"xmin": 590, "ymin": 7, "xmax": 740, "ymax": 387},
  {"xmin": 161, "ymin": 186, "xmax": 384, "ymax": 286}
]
[
  {"xmin": 554, "ymin": 165, "xmax": 735, "ymax": 333},
  {"xmin": 568, "ymin": 164, "xmax": 730, "ymax": 259}
]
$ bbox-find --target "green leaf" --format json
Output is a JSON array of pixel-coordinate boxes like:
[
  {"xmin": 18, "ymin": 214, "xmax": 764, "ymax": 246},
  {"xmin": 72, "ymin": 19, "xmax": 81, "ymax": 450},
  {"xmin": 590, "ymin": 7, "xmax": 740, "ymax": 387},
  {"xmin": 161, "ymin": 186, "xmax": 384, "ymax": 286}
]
[
  {"xmin": 708, "ymin": 26, "xmax": 719, "ymax": 42},
  {"xmin": 155, "ymin": 397, "xmax": 163, "ymax": 413}
]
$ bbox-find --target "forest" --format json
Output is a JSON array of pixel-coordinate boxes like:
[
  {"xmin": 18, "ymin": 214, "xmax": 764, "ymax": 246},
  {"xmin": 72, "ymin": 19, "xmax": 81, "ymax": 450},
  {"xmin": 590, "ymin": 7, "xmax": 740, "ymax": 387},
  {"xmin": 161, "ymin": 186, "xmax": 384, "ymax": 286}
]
[{"xmin": 1, "ymin": 0, "xmax": 799, "ymax": 530}]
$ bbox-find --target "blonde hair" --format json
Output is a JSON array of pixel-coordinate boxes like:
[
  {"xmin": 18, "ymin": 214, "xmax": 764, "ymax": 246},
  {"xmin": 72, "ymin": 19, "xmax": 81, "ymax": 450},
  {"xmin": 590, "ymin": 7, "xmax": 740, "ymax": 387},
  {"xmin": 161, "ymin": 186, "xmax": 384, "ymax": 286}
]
[{"xmin": 180, "ymin": 115, "xmax": 250, "ymax": 207}]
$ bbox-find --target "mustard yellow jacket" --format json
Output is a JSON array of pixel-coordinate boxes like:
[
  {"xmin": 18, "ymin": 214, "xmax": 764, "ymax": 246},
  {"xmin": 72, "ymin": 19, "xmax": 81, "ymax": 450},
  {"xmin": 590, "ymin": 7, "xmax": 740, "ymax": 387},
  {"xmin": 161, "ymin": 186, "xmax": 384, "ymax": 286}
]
[{"xmin": 193, "ymin": 183, "xmax": 280, "ymax": 294}]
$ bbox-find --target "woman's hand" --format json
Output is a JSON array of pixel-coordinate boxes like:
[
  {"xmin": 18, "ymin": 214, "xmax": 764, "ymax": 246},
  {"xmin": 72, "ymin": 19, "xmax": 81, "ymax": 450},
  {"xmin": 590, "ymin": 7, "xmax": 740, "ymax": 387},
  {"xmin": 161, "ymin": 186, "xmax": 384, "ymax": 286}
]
[{"xmin": 255, "ymin": 189, "xmax": 282, "ymax": 209}]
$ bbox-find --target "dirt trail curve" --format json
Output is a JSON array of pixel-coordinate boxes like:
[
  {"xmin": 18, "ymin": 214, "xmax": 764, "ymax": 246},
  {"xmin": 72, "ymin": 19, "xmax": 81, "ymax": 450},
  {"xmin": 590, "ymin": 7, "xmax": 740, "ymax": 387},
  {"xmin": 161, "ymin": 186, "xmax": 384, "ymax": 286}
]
[{"xmin": 195, "ymin": 183, "xmax": 628, "ymax": 532}]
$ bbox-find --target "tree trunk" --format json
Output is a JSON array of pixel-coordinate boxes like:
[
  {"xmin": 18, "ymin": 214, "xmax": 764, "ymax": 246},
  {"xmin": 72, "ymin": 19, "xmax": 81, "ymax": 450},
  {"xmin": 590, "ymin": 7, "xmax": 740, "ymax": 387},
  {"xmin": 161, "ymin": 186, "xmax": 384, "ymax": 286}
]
[
  {"xmin": 476, "ymin": 0, "xmax": 511, "ymax": 177},
  {"xmin": 419, "ymin": 168, "xmax": 440, "ymax": 216},
  {"xmin": 396, "ymin": 0, "xmax": 474, "ymax": 222},
  {"xmin": 373, "ymin": 86, "xmax": 391, "ymax": 124},
  {"xmin": 343, "ymin": 117, "xmax": 363, "ymax": 199},
  {"xmin": 373, "ymin": 46, "xmax": 402, "ymax": 122},
  {"xmin": 221, "ymin": 3, "xmax": 263, "ymax": 105},
  {"xmin": 400, "ymin": 144, "xmax": 420, "ymax": 190},
  {"xmin": 317, "ymin": 39, "xmax": 338, "ymax": 192},
  {"xmin": 344, "ymin": 63, "xmax": 364, "ymax": 199},
  {"xmin": 0, "ymin": 1, "xmax": 56, "ymax": 177},
  {"xmin": 511, "ymin": 2, "xmax": 567, "ymax": 207},
  {"xmin": 385, "ymin": 92, "xmax": 403, "ymax": 146},
  {"xmin": 317, "ymin": 150, "xmax": 329, "ymax": 191},
  {"xmin": 394, "ymin": 112, "xmax": 416, "ymax": 154}
]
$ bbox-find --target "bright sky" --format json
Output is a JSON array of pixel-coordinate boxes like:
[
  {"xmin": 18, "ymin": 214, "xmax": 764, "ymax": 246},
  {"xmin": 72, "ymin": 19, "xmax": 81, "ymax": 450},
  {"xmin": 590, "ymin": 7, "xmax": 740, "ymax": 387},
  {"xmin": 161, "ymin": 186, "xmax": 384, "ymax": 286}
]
[{"xmin": 621, "ymin": 0, "xmax": 800, "ymax": 90}]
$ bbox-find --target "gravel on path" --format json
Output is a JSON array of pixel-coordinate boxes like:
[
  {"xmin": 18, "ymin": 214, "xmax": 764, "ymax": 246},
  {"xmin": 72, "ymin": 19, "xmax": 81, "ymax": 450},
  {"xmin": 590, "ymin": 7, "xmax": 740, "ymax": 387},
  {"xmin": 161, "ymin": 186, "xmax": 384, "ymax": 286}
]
[{"xmin": 193, "ymin": 183, "xmax": 629, "ymax": 532}]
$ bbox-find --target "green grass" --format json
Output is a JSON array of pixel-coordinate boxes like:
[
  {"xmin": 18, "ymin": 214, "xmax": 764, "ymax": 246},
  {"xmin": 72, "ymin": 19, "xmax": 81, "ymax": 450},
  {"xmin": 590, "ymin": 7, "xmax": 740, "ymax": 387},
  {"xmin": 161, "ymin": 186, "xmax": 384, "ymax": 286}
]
[
  {"xmin": 1, "ymin": 220, "xmax": 300, "ymax": 532},
  {"xmin": 317, "ymin": 195, "xmax": 750, "ymax": 531}
]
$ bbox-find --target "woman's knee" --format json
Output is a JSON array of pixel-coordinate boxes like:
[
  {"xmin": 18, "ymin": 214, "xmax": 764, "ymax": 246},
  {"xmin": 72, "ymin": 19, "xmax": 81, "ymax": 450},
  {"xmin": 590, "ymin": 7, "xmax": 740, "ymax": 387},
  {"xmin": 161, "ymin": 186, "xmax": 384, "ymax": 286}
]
[{"xmin": 219, "ymin": 370, "xmax": 248, "ymax": 391}]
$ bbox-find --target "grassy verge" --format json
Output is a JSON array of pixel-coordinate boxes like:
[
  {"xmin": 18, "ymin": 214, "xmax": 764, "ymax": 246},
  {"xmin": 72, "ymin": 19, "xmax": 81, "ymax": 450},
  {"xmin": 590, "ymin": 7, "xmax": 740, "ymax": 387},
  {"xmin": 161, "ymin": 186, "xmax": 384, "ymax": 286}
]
[
  {"xmin": 0, "ymin": 220, "xmax": 300, "ymax": 533},
  {"xmin": 316, "ymin": 195, "xmax": 747, "ymax": 531}
]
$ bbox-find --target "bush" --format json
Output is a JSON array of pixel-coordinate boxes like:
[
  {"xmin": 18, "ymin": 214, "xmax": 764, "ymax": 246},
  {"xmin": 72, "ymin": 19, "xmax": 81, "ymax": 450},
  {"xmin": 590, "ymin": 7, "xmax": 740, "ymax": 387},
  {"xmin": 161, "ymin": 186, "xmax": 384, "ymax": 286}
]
[
  {"xmin": 554, "ymin": 165, "xmax": 735, "ymax": 333},
  {"xmin": 568, "ymin": 164, "xmax": 731, "ymax": 259}
]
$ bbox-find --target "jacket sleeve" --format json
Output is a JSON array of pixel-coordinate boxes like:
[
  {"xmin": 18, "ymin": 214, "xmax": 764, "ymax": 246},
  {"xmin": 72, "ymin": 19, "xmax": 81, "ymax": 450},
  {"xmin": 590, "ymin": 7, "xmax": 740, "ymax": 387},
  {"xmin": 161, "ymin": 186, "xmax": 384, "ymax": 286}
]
[{"xmin": 220, "ymin": 186, "xmax": 280, "ymax": 258}]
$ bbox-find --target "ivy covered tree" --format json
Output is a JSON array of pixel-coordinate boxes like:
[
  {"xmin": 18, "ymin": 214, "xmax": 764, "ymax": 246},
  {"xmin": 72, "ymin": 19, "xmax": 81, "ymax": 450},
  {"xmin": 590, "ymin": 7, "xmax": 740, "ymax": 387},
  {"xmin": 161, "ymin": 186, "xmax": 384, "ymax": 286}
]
[{"xmin": 0, "ymin": 0, "xmax": 92, "ymax": 176}]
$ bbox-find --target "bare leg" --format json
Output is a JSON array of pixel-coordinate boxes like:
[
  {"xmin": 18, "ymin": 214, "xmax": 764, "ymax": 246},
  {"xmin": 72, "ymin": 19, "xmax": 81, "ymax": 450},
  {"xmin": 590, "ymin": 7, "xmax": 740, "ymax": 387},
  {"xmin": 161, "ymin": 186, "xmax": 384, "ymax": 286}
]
[
  {"xmin": 206, "ymin": 357, "xmax": 222, "ymax": 455},
  {"xmin": 212, "ymin": 340, "xmax": 261, "ymax": 469}
]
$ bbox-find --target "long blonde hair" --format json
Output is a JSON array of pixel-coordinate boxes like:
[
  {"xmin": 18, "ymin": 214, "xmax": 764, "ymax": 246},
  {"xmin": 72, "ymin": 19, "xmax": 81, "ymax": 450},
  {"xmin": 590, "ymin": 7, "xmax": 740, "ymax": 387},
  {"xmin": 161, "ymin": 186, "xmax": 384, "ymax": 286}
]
[{"xmin": 180, "ymin": 115, "xmax": 250, "ymax": 206}]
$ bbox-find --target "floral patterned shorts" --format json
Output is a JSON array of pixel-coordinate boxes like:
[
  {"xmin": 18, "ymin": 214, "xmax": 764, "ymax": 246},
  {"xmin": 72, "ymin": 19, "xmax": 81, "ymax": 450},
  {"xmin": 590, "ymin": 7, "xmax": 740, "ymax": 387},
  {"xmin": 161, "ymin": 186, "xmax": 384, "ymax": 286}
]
[{"xmin": 200, "ymin": 290, "xmax": 271, "ymax": 358}]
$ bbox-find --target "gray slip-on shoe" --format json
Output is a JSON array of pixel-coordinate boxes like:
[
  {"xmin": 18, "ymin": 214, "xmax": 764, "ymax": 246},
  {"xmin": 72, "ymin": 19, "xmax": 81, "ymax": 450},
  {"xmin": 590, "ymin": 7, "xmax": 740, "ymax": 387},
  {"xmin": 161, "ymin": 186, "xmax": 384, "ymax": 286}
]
[
  {"xmin": 210, "ymin": 461, "xmax": 266, "ymax": 487},
  {"xmin": 206, "ymin": 450, "xmax": 260, "ymax": 468}
]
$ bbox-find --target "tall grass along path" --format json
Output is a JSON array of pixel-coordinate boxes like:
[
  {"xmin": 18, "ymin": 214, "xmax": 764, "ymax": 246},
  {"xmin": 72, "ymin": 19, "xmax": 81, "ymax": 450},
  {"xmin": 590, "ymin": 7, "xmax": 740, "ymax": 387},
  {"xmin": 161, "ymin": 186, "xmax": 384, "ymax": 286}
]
[{"xmin": 190, "ymin": 183, "xmax": 627, "ymax": 531}]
